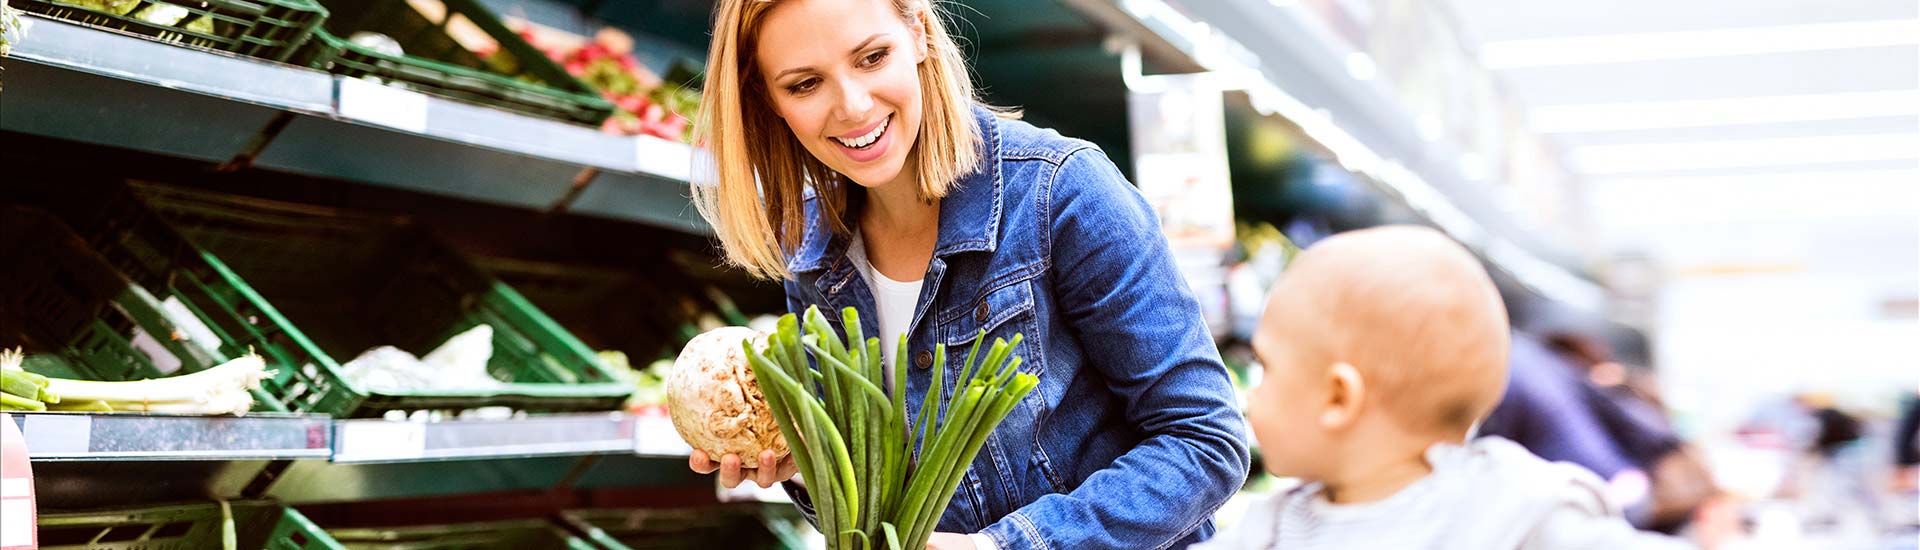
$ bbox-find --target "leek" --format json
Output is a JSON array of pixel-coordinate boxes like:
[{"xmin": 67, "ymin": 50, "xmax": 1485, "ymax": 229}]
[
  {"xmin": 35, "ymin": 354, "xmax": 270, "ymax": 415},
  {"xmin": 0, "ymin": 391, "xmax": 45, "ymax": 411},
  {"xmin": 743, "ymin": 306, "xmax": 1037, "ymax": 550}
]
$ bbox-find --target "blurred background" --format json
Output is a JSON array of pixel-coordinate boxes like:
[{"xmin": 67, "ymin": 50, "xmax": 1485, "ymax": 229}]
[{"xmin": 0, "ymin": 0, "xmax": 1914, "ymax": 548}]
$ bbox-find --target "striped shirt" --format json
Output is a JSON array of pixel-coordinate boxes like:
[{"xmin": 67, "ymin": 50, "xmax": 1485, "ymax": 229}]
[{"xmin": 1193, "ymin": 438, "xmax": 1696, "ymax": 550}]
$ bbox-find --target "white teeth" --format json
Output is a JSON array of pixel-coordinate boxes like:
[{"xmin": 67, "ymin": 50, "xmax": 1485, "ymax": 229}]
[{"xmin": 835, "ymin": 116, "xmax": 889, "ymax": 149}]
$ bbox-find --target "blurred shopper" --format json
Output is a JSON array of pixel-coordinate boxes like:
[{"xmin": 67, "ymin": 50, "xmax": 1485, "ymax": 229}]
[
  {"xmin": 1894, "ymin": 395, "xmax": 1920, "ymax": 493},
  {"xmin": 1808, "ymin": 395, "xmax": 1865, "ymax": 458},
  {"xmin": 1479, "ymin": 332, "xmax": 1721, "ymax": 533},
  {"xmin": 1199, "ymin": 226, "xmax": 1692, "ymax": 549}
]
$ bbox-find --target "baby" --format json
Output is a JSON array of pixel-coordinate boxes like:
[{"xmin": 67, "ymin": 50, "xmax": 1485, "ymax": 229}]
[{"xmin": 1197, "ymin": 226, "xmax": 1692, "ymax": 549}]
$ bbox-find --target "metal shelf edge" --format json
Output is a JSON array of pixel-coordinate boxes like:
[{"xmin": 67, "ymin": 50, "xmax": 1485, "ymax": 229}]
[
  {"xmin": 329, "ymin": 413, "xmax": 638, "ymax": 464},
  {"xmin": 10, "ymin": 412, "xmax": 332, "ymax": 462}
]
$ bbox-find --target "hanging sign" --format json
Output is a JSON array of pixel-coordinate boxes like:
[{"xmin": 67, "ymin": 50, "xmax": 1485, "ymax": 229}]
[{"xmin": 1129, "ymin": 74, "xmax": 1237, "ymax": 339}]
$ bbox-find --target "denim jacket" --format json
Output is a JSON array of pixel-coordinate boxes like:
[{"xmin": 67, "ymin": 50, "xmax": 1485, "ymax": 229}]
[{"xmin": 780, "ymin": 105, "xmax": 1250, "ymax": 549}]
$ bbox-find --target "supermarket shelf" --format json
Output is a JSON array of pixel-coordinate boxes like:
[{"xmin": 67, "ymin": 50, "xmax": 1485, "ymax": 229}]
[
  {"xmin": 12, "ymin": 411, "xmax": 710, "ymax": 503},
  {"xmin": 331, "ymin": 413, "xmax": 636, "ymax": 463},
  {"xmin": 269, "ymin": 456, "xmax": 596, "ymax": 503},
  {"xmin": 631, "ymin": 411, "xmax": 694, "ymax": 458},
  {"xmin": 1, "ymin": 15, "xmax": 709, "ymax": 234},
  {"xmin": 8, "ymin": 412, "xmax": 332, "ymax": 461},
  {"xmin": 7, "ymin": 410, "xmax": 691, "ymax": 465}
]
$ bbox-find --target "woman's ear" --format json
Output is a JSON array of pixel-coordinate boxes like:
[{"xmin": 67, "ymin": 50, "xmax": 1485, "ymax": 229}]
[
  {"xmin": 909, "ymin": 8, "xmax": 930, "ymax": 62},
  {"xmin": 1319, "ymin": 362, "xmax": 1366, "ymax": 430}
]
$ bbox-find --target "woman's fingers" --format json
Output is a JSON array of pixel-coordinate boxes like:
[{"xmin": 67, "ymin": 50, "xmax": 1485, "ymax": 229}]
[
  {"xmin": 691, "ymin": 450, "xmax": 794, "ymax": 489},
  {"xmin": 754, "ymin": 450, "xmax": 780, "ymax": 487},
  {"xmin": 718, "ymin": 453, "xmax": 745, "ymax": 488},
  {"xmin": 689, "ymin": 450, "xmax": 718, "ymax": 474}
]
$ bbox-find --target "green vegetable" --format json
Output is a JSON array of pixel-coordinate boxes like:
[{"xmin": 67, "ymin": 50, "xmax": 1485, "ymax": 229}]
[
  {"xmin": 2, "ymin": 369, "xmax": 48, "ymax": 400},
  {"xmin": 49, "ymin": 399, "xmax": 113, "ymax": 412},
  {"xmin": 1, "ymin": 391, "xmax": 46, "ymax": 411},
  {"xmin": 184, "ymin": 14, "xmax": 215, "ymax": 35},
  {"xmin": 56, "ymin": 0, "xmax": 140, "ymax": 16},
  {"xmin": 40, "ymin": 354, "xmax": 270, "ymax": 415},
  {"xmin": 744, "ymin": 306, "xmax": 1037, "ymax": 549},
  {"xmin": 0, "ymin": 0, "xmax": 24, "ymax": 59},
  {"xmin": 219, "ymin": 499, "xmax": 236, "ymax": 550}
]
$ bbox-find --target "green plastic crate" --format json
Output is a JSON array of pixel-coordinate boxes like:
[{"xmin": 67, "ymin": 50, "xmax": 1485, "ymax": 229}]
[
  {"xmin": 0, "ymin": 204, "xmax": 288, "ymax": 411},
  {"xmin": 36, "ymin": 501, "xmax": 343, "ymax": 550},
  {"xmin": 557, "ymin": 507, "xmax": 791, "ymax": 550},
  {"xmin": 475, "ymin": 257, "xmax": 702, "ymax": 363},
  {"xmin": 295, "ymin": 0, "xmax": 612, "ymax": 124},
  {"xmin": 16, "ymin": 0, "xmax": 327, "ymax": 62},
  {"xmin": 125, "ymin": 182, "xmax": 632, "ymax": 417},
  {"xmin": 324, "ymin": 518, "xmax": 598, "ymax": 550}
]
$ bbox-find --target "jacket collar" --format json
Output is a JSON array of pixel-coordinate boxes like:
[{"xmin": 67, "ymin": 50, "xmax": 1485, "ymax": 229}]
[{"xmin": 788, "ymin": 104, "xmax": 1003, "ymax": 275}]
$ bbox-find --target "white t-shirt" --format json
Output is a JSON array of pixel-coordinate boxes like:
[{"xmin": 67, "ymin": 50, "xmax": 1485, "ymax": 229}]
[{"xmin": 847, "ymin": 232, "xmax": 922, "ymax": 375}]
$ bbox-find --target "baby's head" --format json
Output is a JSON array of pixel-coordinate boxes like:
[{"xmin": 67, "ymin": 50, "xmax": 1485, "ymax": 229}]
[{"xmin": 1247, "ymin": 226, "xmax": 1510, "ymax": 481}]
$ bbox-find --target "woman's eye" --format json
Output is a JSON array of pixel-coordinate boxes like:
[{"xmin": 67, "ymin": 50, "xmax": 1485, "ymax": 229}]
[
  {"xmin": 859, "ymin": 48, "xmax": 890, "ymax": 68},
  {"xmin": 786, "ymin": 78, "xmax": 819, "ymax": 95}
]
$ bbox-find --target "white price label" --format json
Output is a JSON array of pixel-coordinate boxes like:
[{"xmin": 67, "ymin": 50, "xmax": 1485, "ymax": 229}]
[
  {"xmin": 22, "ymin": 414, "xmax": 90, "ymax": 455},
  {"xmin": 632, "ymin": 413, "xmax": 693, "ymax": 457},
  {"xmin": 633, "ymin": 136, "xmax": 694, "ymax": 181},
  {"xmin": 338, "ymin": 78, "xmax": 430, "ymax": 133},
  {"xmin": 2, "ymin": 414, "xmax": 37, "ymax": 549},
  {"xmin": 0, "ymin": 499, "xmax": 29, "ymax": 547},
  {"xmin": 337, "ymin": 421, "xmax": 427, "ymax": 462}
]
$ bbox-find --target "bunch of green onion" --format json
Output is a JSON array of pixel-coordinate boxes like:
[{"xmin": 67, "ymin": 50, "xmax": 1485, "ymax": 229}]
[{"xmin": 744, "ymin": 306, "xmax": 1038, "ymax": 550}]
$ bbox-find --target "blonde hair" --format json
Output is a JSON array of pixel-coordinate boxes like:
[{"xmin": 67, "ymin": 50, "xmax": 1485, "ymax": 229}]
[{"xmin": 694, "ymin": 0, "xmax": 983, "ymax": 280}]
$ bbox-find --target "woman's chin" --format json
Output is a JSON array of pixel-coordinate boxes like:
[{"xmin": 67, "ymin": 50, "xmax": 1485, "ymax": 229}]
[{"xmin": 836, "ymin": 162, "xmax": 906, "ymax": 190}]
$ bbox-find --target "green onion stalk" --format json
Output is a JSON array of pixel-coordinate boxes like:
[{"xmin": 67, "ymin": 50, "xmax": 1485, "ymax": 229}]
[{"xmin": 744, "ymin": 306, "xmax": 1038, "ymax": 550}]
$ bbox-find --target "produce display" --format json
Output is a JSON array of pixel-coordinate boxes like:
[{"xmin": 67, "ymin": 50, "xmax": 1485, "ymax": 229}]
[
  {"xmin": 600, "ymin": 349, "xmax": 671, "ymax": 410},
  {"xmin": 517, "ymin": 24, "xmax": 698, "ymax": 141},
  {"xmin": 51, "ymin": 0, "xmax": 215, "ymax": 33},
  {"xmin": 0, "ymin": 0, "xmax": 23, "ymax": 57},
  {"xmin": 338, "ymin": 324, "xmax": 502, "ymax": 393},
  {"xmin": 699, "ymin": 306, "xmax": 1038, "ymax": 550},
  {"xmin": 2, "ymin": 347, "xmax": 272, "ymax": 414}
]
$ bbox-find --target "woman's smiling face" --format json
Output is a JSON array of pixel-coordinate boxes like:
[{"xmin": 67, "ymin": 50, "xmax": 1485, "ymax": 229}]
[{"xmin": 755, "ymin": 0, "xmax": 928, "ymax": 190}]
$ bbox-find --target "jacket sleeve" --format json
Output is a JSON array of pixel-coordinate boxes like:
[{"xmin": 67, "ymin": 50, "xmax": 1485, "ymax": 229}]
[{"xmin": 980, "ymin": 147, "xmax": 1251, "ymax": 550}]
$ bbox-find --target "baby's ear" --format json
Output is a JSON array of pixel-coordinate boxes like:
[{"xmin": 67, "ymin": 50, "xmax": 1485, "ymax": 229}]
[{"xmin": 1320, "ymin": 362, "xmax": 1366, "ymax": 429}]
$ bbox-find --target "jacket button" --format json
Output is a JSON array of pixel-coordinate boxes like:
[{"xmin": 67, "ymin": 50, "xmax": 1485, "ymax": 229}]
[
  {"xmin": 975, "ymin": 302, "xmax": 990, "ymax": 323},
  {"xmin": 915, "ymin": 350, "xmax": 933, "ymax": 369}
]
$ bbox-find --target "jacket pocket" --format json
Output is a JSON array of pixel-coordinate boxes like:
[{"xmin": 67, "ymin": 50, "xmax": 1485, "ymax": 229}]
[
  {"xmin": 941, "ymin": 279, "xmax": 1054, "ymax": 515},
  {"xmin": 940, "ymin": 279, "xmax": 1036, "ymax": 351}
]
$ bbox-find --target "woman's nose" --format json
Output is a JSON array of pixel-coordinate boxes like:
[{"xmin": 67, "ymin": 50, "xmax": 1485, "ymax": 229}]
[{"xmin": 835, "ymin": 77, "xmax": 874, "ymax": 122}]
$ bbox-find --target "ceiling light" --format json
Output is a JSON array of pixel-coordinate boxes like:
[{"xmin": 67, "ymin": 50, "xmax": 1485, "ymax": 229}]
[
  {"xmin": 1571, "ymin": 134, "xmax": 1920, "ymax": 175},
  {"xmin": 1590, "ymin": 169, "xmax": 1920, "ymax": 225},
  {"xmin": 1530, "ymin": 90, "xmax": 1920, "ymax": 133},
  {"xmin": 1345, "ymin": 52, "xmax": 1377, "ymax": 80},
  {"xmin": 1479, "ymin": 19, "xmax": 1920, "ymax": 69},
  {"xmin": 1417, "ymin": 113, "xmax": 1445, "ymax": 142}
]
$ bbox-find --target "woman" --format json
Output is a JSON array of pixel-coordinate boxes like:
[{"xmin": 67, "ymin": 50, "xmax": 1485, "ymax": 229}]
[{"xmin": 685, "ymin": 0, "xmax": 1249, "ymax": 547}]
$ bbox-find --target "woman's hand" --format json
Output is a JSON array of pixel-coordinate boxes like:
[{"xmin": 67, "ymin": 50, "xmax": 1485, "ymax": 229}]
[
  {"xmin": 924, "ymin": 533, "xmax": 977, "ymax": 550},
  {"xmin": 688, "ymin": 449, "xmax": 797, "ymax": 488}
]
